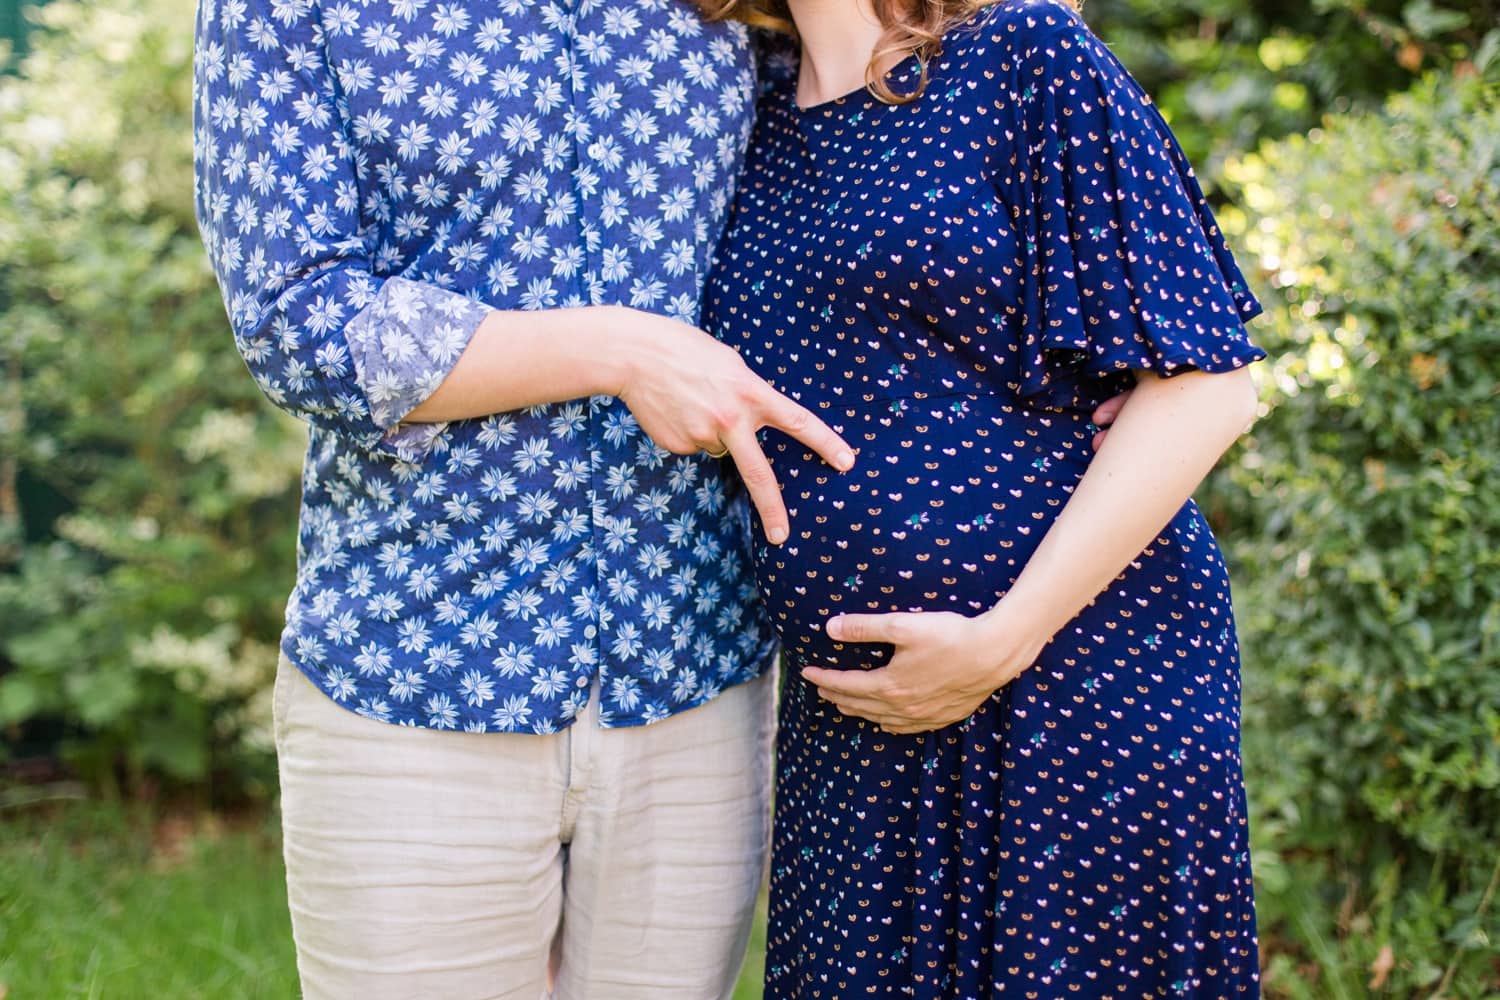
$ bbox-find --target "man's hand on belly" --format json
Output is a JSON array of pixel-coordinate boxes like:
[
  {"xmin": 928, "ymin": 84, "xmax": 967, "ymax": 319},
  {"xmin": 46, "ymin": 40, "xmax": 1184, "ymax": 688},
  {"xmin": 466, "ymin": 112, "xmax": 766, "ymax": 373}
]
[
  {"xmin": 612, "ymin": 307, "xmax": 856, "ymax": 545},
  {"xmin": 1090, "ymin": 389, "xmax": 1133, "ymax": 450}
]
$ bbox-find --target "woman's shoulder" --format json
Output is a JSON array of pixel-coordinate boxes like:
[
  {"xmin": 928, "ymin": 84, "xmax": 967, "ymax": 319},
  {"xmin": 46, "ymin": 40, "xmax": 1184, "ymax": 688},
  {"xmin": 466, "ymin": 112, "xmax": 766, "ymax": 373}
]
[
  {"xmin": 940, "ymin": 0, "xmax": 1150, "ymax": 127},
  {"xmin": 943, "ymin": 0, "xmax": 1100, "ymax": 70},
  {"xmin": 974, "ymin": 0, "xmax": 1091, "ymax": 43}
]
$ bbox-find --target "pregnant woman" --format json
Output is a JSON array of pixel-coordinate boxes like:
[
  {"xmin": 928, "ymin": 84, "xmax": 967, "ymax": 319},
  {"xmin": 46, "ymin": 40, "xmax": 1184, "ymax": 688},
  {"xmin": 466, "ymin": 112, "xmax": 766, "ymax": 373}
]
[{"xmin": 702, "ymin": 0, "xmax": 1265, "ymax": 995}]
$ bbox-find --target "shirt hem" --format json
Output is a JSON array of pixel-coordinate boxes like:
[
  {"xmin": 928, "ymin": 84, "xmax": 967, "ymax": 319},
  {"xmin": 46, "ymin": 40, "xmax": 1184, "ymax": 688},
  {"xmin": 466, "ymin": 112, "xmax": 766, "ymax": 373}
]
[{"xmin": 278, "ymin": 633, "xmax": 780, "ymax": 735}]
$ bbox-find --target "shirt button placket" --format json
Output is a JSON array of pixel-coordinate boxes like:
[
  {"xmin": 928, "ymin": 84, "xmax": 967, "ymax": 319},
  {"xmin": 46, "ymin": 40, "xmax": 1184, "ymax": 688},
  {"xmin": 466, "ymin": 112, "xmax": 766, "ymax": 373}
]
[
  {"xmin": 558, "ymin": 672, "xmax": 601, "ymax": 841},
  {"xmin": 565, "ymin": 1, "xmax": 615, "ymax": 723}
]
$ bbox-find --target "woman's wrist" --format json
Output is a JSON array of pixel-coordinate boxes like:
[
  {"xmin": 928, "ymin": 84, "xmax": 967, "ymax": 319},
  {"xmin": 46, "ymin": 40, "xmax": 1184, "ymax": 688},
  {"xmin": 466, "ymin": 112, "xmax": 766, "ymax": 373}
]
[{"xmin": 977, "ymin": 589, "xmax": 1058, "ymax": 667}]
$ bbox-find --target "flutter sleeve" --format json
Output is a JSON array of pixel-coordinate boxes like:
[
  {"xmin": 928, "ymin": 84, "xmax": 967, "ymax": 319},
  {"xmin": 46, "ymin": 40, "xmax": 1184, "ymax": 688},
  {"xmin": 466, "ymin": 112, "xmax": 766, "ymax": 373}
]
[{"xmin": 997, "ymin": 4, "xmax": 1265, "ymax": 408}]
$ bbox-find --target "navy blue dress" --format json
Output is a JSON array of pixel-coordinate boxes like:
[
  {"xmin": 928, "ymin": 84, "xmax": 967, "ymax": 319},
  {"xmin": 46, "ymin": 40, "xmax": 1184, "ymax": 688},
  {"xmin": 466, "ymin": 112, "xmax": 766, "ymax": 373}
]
[{"xmin": 702, "ymin": 2, "xmax": 1265, "ymax": 996}]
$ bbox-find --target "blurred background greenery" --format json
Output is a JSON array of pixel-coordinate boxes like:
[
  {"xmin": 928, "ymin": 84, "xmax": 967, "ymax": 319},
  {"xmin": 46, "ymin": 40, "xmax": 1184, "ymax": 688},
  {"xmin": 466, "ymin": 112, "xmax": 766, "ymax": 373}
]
[{"xmin": 1, "ymin": 0, "xmax": 1496, "ymax": 996}]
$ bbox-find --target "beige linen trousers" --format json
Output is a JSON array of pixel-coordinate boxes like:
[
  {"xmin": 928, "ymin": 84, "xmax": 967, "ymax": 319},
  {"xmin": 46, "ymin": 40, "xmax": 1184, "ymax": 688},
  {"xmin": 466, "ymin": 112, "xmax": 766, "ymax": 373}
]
[{"xmin": 272, "ymin": 654, "xmax": 776, "ymax": 999}]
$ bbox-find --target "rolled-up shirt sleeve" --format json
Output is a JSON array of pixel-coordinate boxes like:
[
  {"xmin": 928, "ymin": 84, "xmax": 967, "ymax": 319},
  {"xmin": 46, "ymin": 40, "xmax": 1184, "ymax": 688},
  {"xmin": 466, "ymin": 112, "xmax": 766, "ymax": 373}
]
[{"xmin": 192, "ymin": 0, "xmax": 490, "ymax": 460}]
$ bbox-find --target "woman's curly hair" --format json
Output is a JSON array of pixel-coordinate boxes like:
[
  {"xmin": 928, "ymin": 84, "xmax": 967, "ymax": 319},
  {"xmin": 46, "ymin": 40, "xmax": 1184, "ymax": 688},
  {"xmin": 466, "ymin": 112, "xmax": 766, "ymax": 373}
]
[{"xmin": 695, "ymin": 1, "xmax": 1077, "ymax": 104}]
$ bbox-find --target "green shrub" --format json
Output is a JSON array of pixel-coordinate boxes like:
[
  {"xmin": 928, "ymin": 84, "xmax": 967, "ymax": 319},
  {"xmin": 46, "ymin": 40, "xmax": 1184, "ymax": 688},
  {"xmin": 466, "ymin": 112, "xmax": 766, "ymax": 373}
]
[
  {"xmin": 1219, "ymin": 73, "xmax": 1500, "ymax": 996},
  {"xmin": 1090, "ymin": 0, "xmax": 1500, "ymax": 192},
  {"xmin": 0, "ymin": 0, "xmax": 302, "ymax": 796}
]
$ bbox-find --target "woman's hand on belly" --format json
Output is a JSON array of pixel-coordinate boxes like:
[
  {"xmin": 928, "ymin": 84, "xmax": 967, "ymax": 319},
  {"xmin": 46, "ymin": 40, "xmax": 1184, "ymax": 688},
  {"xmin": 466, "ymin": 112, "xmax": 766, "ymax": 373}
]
[
  {"xmin": 802, "ymin": 604, "xmax": 1050, "ymax": 734},
  {"xmin": 804, "ymin": 368, "xmax": 1258, "ymax": 734}
]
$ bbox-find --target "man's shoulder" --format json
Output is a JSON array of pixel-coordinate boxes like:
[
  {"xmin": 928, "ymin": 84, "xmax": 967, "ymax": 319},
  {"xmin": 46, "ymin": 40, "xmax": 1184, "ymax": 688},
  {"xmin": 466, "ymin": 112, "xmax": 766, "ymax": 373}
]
[{"xmin": 751, "ymin": 28, "xmax": 799, "ymax": 92}]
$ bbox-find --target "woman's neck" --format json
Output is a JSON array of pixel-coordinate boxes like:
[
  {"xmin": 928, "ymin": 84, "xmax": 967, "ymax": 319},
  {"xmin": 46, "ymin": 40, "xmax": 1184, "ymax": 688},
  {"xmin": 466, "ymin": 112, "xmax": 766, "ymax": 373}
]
[{"xmin": 786, "ymin": 0, "xmax": 900, "ymax": 107}]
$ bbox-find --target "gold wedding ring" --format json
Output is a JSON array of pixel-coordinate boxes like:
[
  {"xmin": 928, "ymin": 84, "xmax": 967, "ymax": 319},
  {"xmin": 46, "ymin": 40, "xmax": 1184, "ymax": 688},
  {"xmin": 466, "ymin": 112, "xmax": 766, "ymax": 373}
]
[{"xmin": 706, "ymin": 441, "xmax": 730, "ymax": 459}]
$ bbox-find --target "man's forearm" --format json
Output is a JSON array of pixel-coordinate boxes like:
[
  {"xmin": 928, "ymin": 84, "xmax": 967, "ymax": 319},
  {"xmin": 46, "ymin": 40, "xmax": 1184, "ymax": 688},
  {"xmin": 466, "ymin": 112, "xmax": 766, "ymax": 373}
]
[
  {"xmin": 399, "ymin": 301, "xmax": 856, "ymax": 544},
  {"xmin": 404, "ymin": 305, "xmax": 637, "ymax": 424}
]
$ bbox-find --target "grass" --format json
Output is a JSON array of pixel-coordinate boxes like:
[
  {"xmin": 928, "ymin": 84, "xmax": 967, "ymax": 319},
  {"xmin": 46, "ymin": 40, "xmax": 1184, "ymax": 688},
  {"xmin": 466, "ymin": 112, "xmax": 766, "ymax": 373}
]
[
  {"xmin": 12, "ymin": 798, "xmax": 1483, "ymax": 998},
  {"xmin": 0, "ymin": 798, "xmax": 299, "ymax": 999},
  {"xmin": 0, "ymin": 797, "xmax": 767, "ymax": 999}
]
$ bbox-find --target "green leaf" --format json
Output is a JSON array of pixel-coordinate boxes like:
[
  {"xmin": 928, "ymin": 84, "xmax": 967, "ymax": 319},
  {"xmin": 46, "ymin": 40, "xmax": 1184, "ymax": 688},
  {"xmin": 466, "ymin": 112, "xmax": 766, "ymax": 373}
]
[{"xmin": 1402, "ymin": 0, "xmax": 1470, "ymax": 38}]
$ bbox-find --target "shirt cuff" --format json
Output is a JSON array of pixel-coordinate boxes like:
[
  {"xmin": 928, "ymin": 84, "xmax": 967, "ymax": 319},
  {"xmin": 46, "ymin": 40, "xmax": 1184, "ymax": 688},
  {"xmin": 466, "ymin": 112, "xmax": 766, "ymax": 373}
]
[{"xmin": 343, "ymin": 277, "xmax": 492, "ymax": 461}]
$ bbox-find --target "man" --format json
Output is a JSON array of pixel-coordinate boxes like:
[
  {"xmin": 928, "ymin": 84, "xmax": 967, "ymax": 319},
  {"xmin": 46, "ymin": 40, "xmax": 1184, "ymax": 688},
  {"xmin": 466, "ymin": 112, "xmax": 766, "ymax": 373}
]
[{"xmin": 192, "ymin": 1, "xmax": 850, "ymax": 996}]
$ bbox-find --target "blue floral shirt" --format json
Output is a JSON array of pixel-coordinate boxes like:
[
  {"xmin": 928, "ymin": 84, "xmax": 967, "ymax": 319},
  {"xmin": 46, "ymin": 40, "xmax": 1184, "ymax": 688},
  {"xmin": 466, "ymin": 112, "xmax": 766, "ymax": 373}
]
[{"xmin": 192, "ymin": 0, "xmax": 776, "ymax": 732}]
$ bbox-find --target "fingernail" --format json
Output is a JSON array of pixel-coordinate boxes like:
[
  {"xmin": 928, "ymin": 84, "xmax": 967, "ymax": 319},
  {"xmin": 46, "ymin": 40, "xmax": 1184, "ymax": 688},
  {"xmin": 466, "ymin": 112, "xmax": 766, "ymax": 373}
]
[
  {"xmin": 770, "ymin": 525, "xmax": 788, "ymax": 545},
  {"xmin": 826, "ymin": 615, "xmax": 844, "ymax": 640},
  {"xmin": 835, "ymin": 450, "xmax": 855, "ymax": 471}
]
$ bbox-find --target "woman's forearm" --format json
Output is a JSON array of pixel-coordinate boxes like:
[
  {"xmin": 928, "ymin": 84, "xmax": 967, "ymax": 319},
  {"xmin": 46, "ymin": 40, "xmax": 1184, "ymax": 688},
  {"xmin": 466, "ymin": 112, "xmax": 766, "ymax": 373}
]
[{"xmin": 982, "ymin": 368, "xmax": 1259, "ymax": 647}]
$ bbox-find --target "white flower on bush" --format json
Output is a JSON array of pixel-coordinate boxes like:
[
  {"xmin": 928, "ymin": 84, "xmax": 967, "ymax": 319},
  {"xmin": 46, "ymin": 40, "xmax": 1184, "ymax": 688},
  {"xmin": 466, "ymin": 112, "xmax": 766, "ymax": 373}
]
[
  {"xmin": 130, "ymin": 624, "xmax": 272, "ymax": 702},
  {"xmin": 180, "ymin": 408, "xmax": 305, "ymax": 499}
]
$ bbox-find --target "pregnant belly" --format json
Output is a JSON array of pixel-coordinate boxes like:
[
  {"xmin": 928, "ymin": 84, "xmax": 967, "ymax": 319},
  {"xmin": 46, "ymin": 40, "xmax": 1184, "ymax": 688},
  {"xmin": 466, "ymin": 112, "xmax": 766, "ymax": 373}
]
[{"xmin": 751, "ymin": 393, "xmax": 1097, "ymax": 670}]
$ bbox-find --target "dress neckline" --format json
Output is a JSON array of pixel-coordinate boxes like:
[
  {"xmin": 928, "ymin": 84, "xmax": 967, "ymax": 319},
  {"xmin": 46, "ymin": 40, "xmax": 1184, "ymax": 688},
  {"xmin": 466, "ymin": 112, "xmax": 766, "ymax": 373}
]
[
  {"xmin": 788, "ymin": 50, "xmax": 926, "ymax": 116},
  {"xmin": 778, "ymin": 4, "xmax": 1002, "ymax": 122}
]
